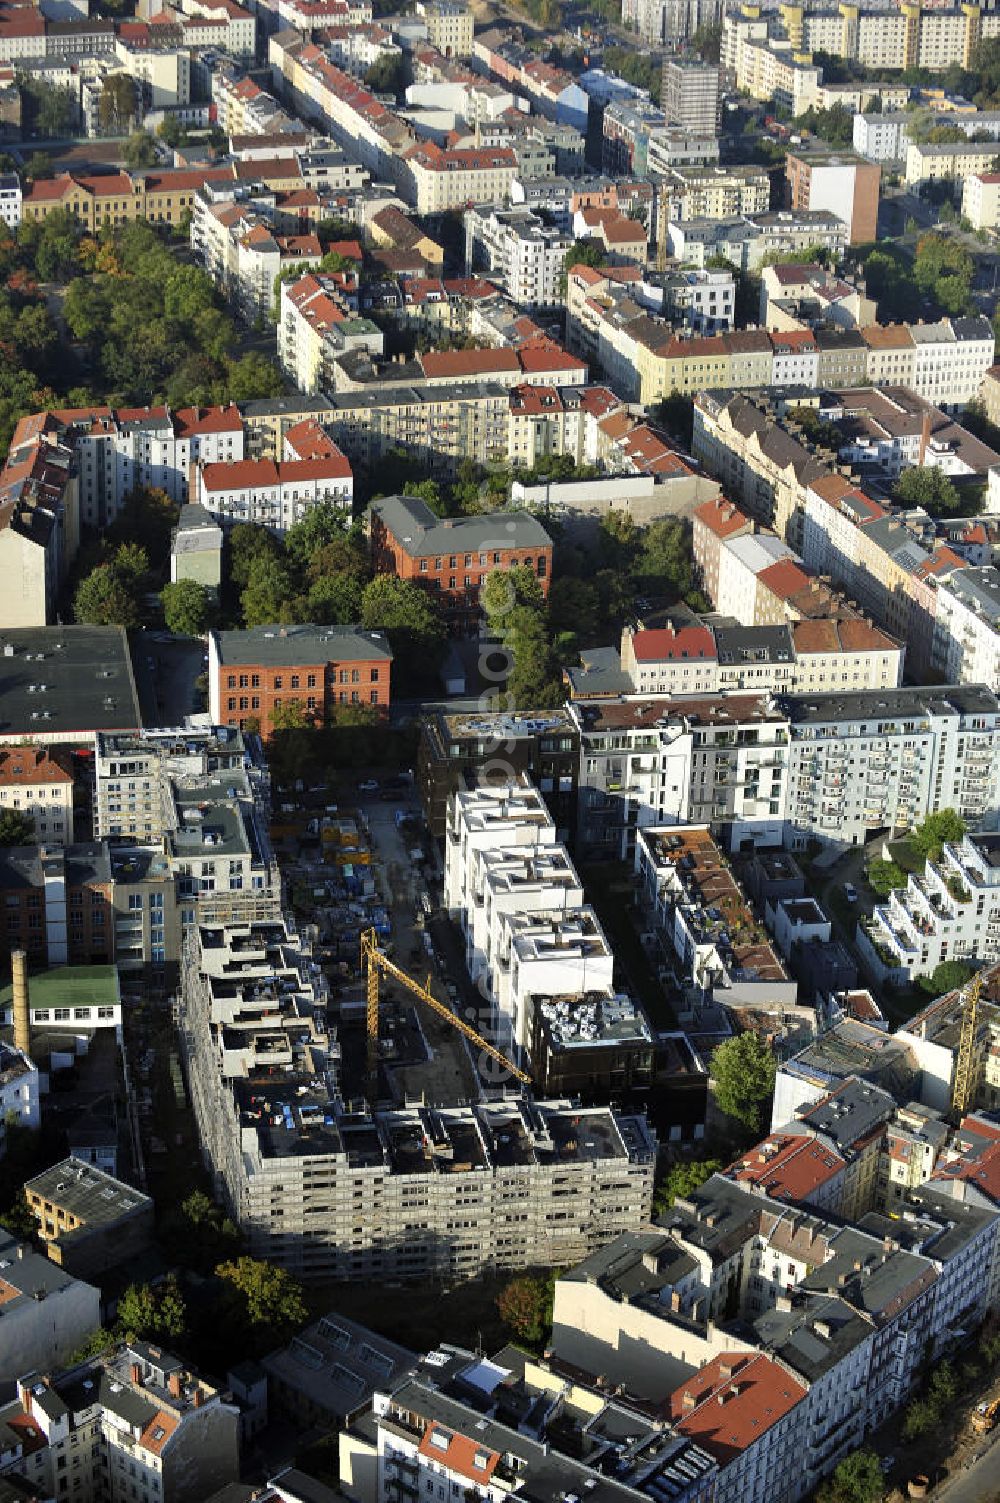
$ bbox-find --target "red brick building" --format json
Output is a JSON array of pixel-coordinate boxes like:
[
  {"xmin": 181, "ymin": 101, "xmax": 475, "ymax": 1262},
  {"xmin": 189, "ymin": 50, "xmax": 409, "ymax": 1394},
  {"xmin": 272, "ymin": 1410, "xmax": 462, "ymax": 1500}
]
[
  {"xmin": 208, "ymin": 625, "xmax": 393, "ymax": 737},
  {"xmin": 367, "ymin": 496, "xmax": 554, "ymax": 631}
]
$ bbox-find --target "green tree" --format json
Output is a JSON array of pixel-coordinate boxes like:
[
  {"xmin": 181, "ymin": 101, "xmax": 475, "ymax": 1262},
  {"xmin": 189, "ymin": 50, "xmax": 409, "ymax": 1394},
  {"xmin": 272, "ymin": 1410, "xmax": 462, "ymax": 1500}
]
[
  {"xmin": 496, "ymin": 1272, "xmax": 556, "ymax": 1345},
  {"xmin": 225, "ymin": 352, "xmax": 284, "ymax": 401},
  {"xmin": 122, "ymin": 130, "xmax": 158, "ymax": 170},
  {"xmin": 229, "ymin": 522, "xmax": 281, "ymax": 591},
  {"xmin": 910, "ymin": 808, "xmax": 966, "ymax": 862},
  {"xmin": 711, "ymin": 1033, "xmax": 777, "ymax": 1136},
  {"xmin": 74, "ymin": 562, "xmax": 142, "ymax": 628},
  {"xmin": 161, "ymin": 579, "xmax": 211, "ymax": 636},
  {"xmin": 501, "ymin": 607, "xmax": 563, "ymax": 710},
  {"xmin": 893, "ymin": 466, "xmax": 962, "ymax": 515},
  {"xmin": 23, "ymin": 151, "xmax": 53, "ymax": 182},
  {"xmin": 817, "ymin": 1448, "xmax": 884, "ymax": 1503},
  {"xmin": 98, "ymin": 74, "xmax": 137, "ymax": 134},
  {"xmin": 215, "ymin": 1256, "xmax": 307, "ymax": 1344},
  {"xmin": 690, "ymin": 20, "xmax": 721, "ymax": 61},
  {"xmin": 241, "ymin": 555, "xmax": 296, "ymax": 628},
  {"xmin": 118, "ymin": 1280, "xmax": 186, "ymax": 1344},
  {"xmin": 562, "ymin": 239, "xmax": 605, "ymax": 279},
  {"xmin": 652, "ymin": 1158, "xmax": 723, "ymax": 1217},
  {"xmin": 110, "ymin": 486, "xmax": 179, "ymax": 557},
  {"xmin": 305, "ymin": 573, "xmax": 364, "ymax": 625},
  {"xmin": 360, "ymin": 574, "xmax": 445, "ymax": 672},
  {"xmin": 271, "ymin": 699, "xmax": 311, "ymax": 731},
  {"xmin": 364, "ymin": 52, "xmax": 406, "ymax": 97},
  {"xmin": 284, "ymin": 501, "xmax": 350, "ymax": 568},
  {"xmin": 482, "ymin": 563, "xmax": 545, "ymax": 629},
  {"xmin": 866, "ymin": 859, "xmax": 907, "ymax": 897},
  {"xmin": 0, "ymin": 809, "xmax": 34, "ymax": 846},
  {"xmin": 918, "ymin": 958, "xmax": 976, "ymax": 997},
  {"xmin": 161, "ymin": 1189, "xmax": 239, "ymax": 1273},
  {"xmin": 547, "ymin": 576, "xmax": 600, "ymax": 643}
]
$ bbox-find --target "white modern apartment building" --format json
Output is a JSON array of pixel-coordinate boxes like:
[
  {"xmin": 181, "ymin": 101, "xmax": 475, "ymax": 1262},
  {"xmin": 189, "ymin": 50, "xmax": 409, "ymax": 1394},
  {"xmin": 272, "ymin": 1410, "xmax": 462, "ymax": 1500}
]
[
  {"xmin": 785, "ymin": 685, "xmax": 1000, "ymax": 851},
  {"xmin": 963, "ymin": 171, "xmax": 1000, "ymax": 231},
  {"xmin": 464, "ymin": 205, "xmax": 571, "ymax": 310},
  {"xmin": 93, "ymin": 725, "xmax": 261, "ymax": 842},
  {"xmin": 861, "ymin": 834, "xmax": 1000, "ymax": 984},
  {"xmin": 910, "ymin": 315, "xmax": 996, "ymax": 411},
  {"xmin": 930, "ymin": 566, "xmax": 1000, "ymax": 691},
  {"xmin": 852, "ymin": 112, "xmax": 910, "ymax": 163}
]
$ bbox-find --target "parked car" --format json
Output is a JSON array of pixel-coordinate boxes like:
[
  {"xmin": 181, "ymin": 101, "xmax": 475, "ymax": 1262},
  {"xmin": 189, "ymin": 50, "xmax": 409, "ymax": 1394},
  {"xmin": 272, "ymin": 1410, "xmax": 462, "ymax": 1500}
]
[{"xmin": 843, "ymin": 883, "xmax": 858, "ymax": 904}]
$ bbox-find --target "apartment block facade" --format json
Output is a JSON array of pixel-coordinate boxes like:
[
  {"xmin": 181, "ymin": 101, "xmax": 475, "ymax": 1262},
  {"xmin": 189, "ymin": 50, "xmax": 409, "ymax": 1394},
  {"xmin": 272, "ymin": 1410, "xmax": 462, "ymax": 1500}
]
[
  {"xmin": 208, "ymin": 625, "xmax": 392, "ymax": 735},
  {"xmin": 180, "ymin": 914, "xmax": 656, "ymax": 1279}
]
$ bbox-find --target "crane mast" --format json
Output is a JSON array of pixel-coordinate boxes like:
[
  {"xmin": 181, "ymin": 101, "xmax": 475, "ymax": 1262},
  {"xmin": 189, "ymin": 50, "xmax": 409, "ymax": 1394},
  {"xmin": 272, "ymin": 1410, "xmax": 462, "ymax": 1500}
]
[{"xmin": 360, "ymin": 928, "xmax": 532, "ymax": 1089}]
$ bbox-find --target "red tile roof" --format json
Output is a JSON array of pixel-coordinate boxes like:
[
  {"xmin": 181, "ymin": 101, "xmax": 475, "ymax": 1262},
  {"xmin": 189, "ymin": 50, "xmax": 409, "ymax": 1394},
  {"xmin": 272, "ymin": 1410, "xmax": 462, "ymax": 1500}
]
[
  {"xmin": 694, "ymin": 496, "xmax": 752, "ymax": 539},
  {"xmin": 670, "ymin": 1353, "xmax": 806, "ymax": 1465},
  {"xmin": 756, "ymin": 557, "xmax": 813, "ymax": 599},
  {"xmin": 727, "ymin": 1133, "xmax": 846, "ymax": 1202},
  {"xmin": 631, "ymin": 625, "xmax": 716, "ymax": 663},
  {"xmin": 418, "ymin": 1426, "xmax": 500, "ymax": 1485}
]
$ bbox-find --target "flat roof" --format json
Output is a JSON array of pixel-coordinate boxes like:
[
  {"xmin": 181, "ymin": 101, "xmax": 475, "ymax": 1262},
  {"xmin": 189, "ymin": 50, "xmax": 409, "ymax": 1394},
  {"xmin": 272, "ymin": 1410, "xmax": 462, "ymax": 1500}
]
[
  {"xmin": 0, "ymin": 627, "xmax": 141, "ymax": 739},
  {"xmin": 213, "ymin": 625, "xmax": 392, "ymax": 666},
  {"xmin": 25, "ymin": 1158, "xmax": 151, "ymax": 1226},
  {"xmin": 0, "ymin": 964, "xmax": 120, "ymax": 1011}
]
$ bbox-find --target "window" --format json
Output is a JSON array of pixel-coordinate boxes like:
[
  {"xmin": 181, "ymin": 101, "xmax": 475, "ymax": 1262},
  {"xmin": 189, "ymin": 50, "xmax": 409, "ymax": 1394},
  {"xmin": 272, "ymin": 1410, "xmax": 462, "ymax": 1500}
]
[
  {"xmin": 227, "ymin": 674, "xmax": 236, "ymax": 689},
  {"xmin": 291, "ymin": 675, "xmax": 300, "ymax": 689},
  {"xmin": 351, "ymin": 669, "xmax": 360, "ymax": 683},
  {"xmin": 251, "ymin": 673, "xmax": 260, "ymax": 688},
  {"xmin": 419, "ymin": 559, "xmax": 428, "ymax": 573},
  {"xmin": 274, "ymin": 675, "xmax": 283, "ymax": 689},
  {"xmin": 239, "ymin": 674, "xmax": 248, "ymax": 688},
  {"xmin": 370, "ymin": 668, "xmax": 379, "ymax": 682},
  {"xmin": 370, "ymin": 690, "xmax": 379, "ymax": 704},
  {"xmin": 128, "ymin": 894, "xmax": 143, "ymax": 911},
  {"xmin": 307, "ymin": 673, "xmax": 316, "ymax": 688}
]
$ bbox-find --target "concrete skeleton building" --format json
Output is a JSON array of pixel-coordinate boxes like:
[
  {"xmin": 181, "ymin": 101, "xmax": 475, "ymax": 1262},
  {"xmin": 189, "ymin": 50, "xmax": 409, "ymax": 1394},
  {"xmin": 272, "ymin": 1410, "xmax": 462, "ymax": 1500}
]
[{"xmin": 180, "ymin": 913, "xmax": 656, "ymax": 1280}]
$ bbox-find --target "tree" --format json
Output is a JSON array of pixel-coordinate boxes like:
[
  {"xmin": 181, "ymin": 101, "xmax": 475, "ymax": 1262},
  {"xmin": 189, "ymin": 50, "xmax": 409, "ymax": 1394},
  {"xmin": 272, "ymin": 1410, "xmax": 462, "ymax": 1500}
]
[
  {"xmin": 918, "ymin": 958, "xmax": 976, "ymax": 996},
  {"xmin": 652, "ymin": 1158, "xmax": 722, "ymax": 1217},
  {"xmin": 305, "ymin": 573, "xmax": 364, "ymax": 625},
  {"xmin": 241, "ymin": 555, "xmax": 296, "ymax": 628},
  {"xmin": 562, "ymin": 239, "xmax": 605, "ymax": 278},
  {"xmin": 117, "ymin": 1279, "xmax": 188, "ymax": 1345},
  {"xmin": 547, "ymin": 577, "xmax": 599, "ymax": 643},
  {"xmin": 910, "ymin": 808, "xmax": 966, "ymax": 862},
  {"xmin": 225, "ymin": 352, "xmax": 284, "ymax": 401},
  {"xmin": 866, "ymin": 859, "xmax": 907, "ymax": 897},
  {"xmin": 496, "ymin": 1272, "xmax": 555, "ymax": 1345},
  {"xmin": 271, "ymin": 699, "xmax": 311, "ymax": 731},
  {"xmin": 161, "ymin": 1189, "xmax": 240, "ymax": 1273},
  {"xmin": 893, "ymin": 466, "xmax": 962, "ymax": 516},
  {"xmin": 229, "ymin": 522, "xmax": 281, "ymax": 590},
  {"xmin": 215, "ymin": 1256, "xmax": 307, "ymax": 1343},
  {"xmin": 817, "ymin": 1448, "xmax": 884, "ymax": 1503},
  {"xmin": 161, "ymin": 579, "xmax": 211, "ymax": 636},
  {"xmin": 360, "ymin": 574, "xmax": 445, "ymax": 672},
  {"xmin": 74, "ymin": 562, "xmax": 142, "ymax": 628},
  {"xmin": 691, "ymin": 19, "xmax": 721, "ymax": 61},
  {"xmin": 110, "ymin": 486, "xmax": 179, "ymax": 557},
  {"xmin": 23, "ymin": 151, "xmax": 53, "ymax": 182},
  {"xmin": 482, "ymin": 563, "xmax": 545, "ymax": 629},
  {"xmin": 98, "ymin": 74, "xmax": 137, "ymax": 134},
  {"xmin": 284, "ymin": 501, "xmax": 351, "ymax": 568},
  {"xmin": 711, "ymin": 1033, "xmax": 777, "ymax": 1136},
  {"xmin": 122, "ymin": 130, "xmax": 158, "ymax": 170},
  {"xmin": 364, "ymin": 53, "xmax": 405, "ymax": 97},
  {"xmin": 0, "ymin": 809, "xmax": 34, "ymax": 846}
]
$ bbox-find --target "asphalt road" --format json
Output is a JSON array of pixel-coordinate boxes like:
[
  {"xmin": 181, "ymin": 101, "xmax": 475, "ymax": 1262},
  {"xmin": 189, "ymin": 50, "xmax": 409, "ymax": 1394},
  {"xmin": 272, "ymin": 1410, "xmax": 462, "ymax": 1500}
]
[
  {"xmin": 934, "ymin": 1427, "xmax": 1000, "ymax": 1503},
  {"xmin": 135, "ymin": 635, "xmax": 206, "ymax": 726}
]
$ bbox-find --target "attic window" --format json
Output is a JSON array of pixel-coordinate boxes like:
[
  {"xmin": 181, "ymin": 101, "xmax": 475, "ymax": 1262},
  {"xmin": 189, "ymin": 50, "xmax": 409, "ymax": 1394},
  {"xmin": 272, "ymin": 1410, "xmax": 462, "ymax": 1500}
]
[
  {"xmin": 429, "ymin": 1428, "xmax": 451, "ymax": 1452},
  {"xmin": 473, "ymin": 1451, "xmax": 491, "ymax": 1471},
  {"xmin": 152, "ymin": 1427, "xmax": 165, "ymax": 1442}
]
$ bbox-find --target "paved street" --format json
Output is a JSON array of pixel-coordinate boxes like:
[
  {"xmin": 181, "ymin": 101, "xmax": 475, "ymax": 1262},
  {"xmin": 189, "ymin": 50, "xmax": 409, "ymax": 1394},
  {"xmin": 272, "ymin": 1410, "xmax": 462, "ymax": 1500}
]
[{"xmin": 934, "ymin": 1427, "xmax": 1000, "ymax": 1503}]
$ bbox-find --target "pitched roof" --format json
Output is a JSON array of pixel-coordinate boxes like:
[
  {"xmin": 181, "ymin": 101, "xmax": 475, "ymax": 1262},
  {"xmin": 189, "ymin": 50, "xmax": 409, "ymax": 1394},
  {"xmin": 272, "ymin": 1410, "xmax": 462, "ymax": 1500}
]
[
  {"xmin": 631, "ymin": 626, "xmax": 716, "ymax": 663},
  {"xmin": 670, "ymin": 1353, "xmax": 806, "ymax": 1465}
]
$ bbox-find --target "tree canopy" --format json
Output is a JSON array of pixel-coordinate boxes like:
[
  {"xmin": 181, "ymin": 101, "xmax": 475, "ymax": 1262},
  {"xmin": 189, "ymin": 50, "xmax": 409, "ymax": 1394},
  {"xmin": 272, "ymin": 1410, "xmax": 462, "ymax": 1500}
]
[
  {"xmin": 816, "ymin": 1448, "xmax": 885, "ymax": 1503},
  {"xmin": 892, "ymin": 466, "xmax": 963, "ymax": 516},
  {"xmin": 910, "ymin": 808, "xmax": 966, "ymax": 863},
  {"xmin": 496, "ymin": 1271, "xmax": 556, "ymax": 1346},
  {"xmin": 161, "ymin": 579, "xmax": 212, "ymax": 636},
  {"xmin": 652, "ymin": 1158, "xmax": 723, "ymax": 1217},
  {"xmin": 711, "ymin": 1033, "xmax": 777, "ymax": 1136},
  {"xmin": 0, "ymin": 809, "xmax": 35, "ymax": 846}
]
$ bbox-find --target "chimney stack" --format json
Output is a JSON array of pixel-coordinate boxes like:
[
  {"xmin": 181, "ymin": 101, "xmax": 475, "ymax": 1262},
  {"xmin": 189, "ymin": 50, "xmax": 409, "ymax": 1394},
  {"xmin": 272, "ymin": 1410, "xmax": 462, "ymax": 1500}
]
[
  {"xmin": 11, "ymin": 950, "xmax": 29, "ymax": 1057},
  {"xmin": 130, "ymin": 1364, "xmax": 142, "ymax": 1386},
  {"xmin": 192, "ymin": 1387, "xmax": 203, "ymax": 1408},
  {"xmin": 168, "ymin": 1372, "xmax": 182, "ymax": 1399}
]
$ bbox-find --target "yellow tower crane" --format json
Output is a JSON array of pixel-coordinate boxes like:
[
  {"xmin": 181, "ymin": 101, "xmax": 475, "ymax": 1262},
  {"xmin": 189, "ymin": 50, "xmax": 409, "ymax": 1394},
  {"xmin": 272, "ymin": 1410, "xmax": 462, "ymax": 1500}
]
[
  {"xmin": 951, "ymin": 967, "xmax": 984, "ymax": 1117},
  {"xmin": 360, "ymin": 928, "xmax": 531, "ymax": 1089}
]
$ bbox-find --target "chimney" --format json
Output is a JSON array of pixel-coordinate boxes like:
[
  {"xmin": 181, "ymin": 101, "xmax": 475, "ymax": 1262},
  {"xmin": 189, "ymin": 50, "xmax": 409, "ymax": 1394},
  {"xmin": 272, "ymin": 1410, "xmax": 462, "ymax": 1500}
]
[
  {"xmin": 130, "ymin": 1364, "xmax": 142, "ymax": 1386},
  {"xmin": 670, "ymin": 1291, "xmax": 681, "ymax": 1312},
  {"xmin": 192, "ymin": 1387, "xmax": 203, "ymax": 1408},
  {"xmin": 682, "ymin": 1390, "xmax": 697, "ymax": 1411},
  {"xmin": 168, "ymin": 1372, "xmax": 182, "ymax": 1399},
  {"xmin": 918, "ymin": 409, "xmax": 932, "ymax": 467},
  {"xmin": 11, "ymin": 950, "xmax": 29, "ymax": 1057}
]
